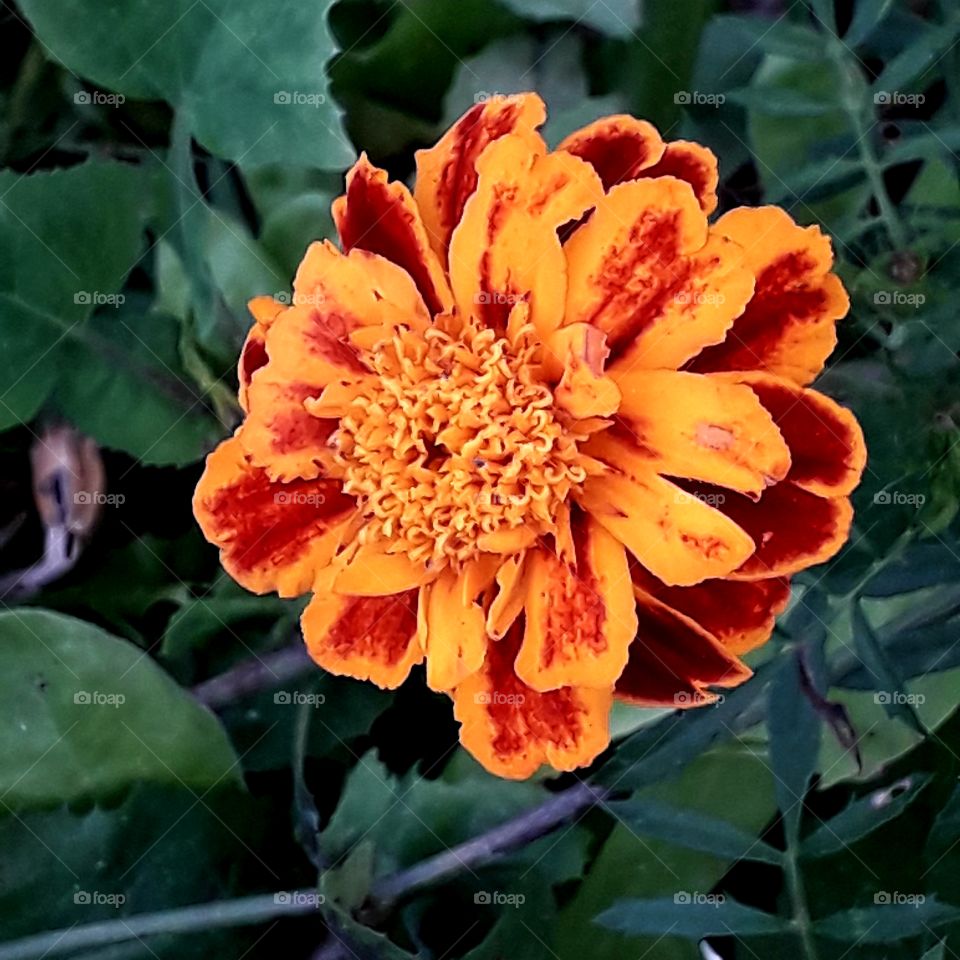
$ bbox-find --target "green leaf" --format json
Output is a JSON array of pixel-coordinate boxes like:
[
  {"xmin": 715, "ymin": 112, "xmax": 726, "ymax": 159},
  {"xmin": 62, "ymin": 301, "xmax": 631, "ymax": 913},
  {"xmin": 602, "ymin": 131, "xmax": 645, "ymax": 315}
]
[
  {"xmin": 814, "ymin": 898, "xmax": 960, "ymax": 943},
  {"xmin": 0, "ymin": 162, "xmax": 147, "ymax": 430},
  {"xmin": 727, "ymin": 85, "xmax": 837, "ymax": 117},
  {"xmin": 606, "ymin": 796, "xmax": 783, "ymax": 866},
  {"xmin": 0, "ymin": 609, "xmax": 240, "ymax": 809},
  {"xmin": 801, "ymin": 772, "xmax": 931, "ymax": 858},
  {"xmin": 873, "ymin": 18, "xmax": 960, "ymax": 96},
  {"xmin": 497, "ymin": 0, "xmax": 640, "ymax": 38},
  {"xmin": 844, "ymin": 0, "xmax": 895, "ymax": 47},
  {"xmin": 596, "ymin": 897, "xmax": 788, "ymax": 938},
  {"xmin": 17, "ymin": 0, "xmax": 353, "ymax": 168}
]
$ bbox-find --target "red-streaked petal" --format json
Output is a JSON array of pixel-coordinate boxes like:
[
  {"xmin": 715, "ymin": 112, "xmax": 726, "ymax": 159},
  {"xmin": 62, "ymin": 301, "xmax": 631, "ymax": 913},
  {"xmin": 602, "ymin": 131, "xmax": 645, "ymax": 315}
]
[
  {"xmin": 414, "ymin": 92, "xmax": 547, "ymax": 266},
  {"xmin": 193, "ymin": 435, "xmax": 355, "ymax": 597},
  {"xmin": 577, "ymin": 465, "xmax": 755, "ymax": 587},
  {"xmin": 599, "ymin": 369, "xmax": 791, "ymax": 497},
  {"xmin": 615, "ymin": 592, "xmax": 751, "ymax": 708},
  {"xmin": 332, "ymin": 541, "xmax": 438, "ymax": 596},
  {"xmin": 688, "ymin": 207, "xmax": 849, "ymax": 385},
  {"xmin": 452, "ymin": 623, "xmax": 612, "ymax": 780},
  {"xmin": 563, "ymin": 178, "xmax": 754, "ymax": 367},
  {"xmin": 448, "ymin": 133, "xmax": 604, "ymax": 340},
  {"xmin": 723, "ymin": 372, "xmax": 867, "ymax": 497},
  {"xmin": 240, "ymin": 373, "xmax": 338, "ymax": 482},
  {"xmin": 558, "ymin": 115, "xmax": 666, "ymax": 190},
  {"xmin": 238, "ymin": 296, "xmax": 285, "ymax": 411},
  {"xmin": 630, "ymin": 562, "xmax": 790, "ymax": 655},
  {"xmin": 333, "ymin": 153, "xmax": 453, "ymax": 316},
  {"xmin": 676, "ymin": 478, "xmax": 854, "ymax": 580},
  {"xmin": 636, "ymin": 141, "xmax": 719, "ymax": 215},
  {"xmin": 516, "ymin": 513, "xmax": 636, "ymax": 692},
  {"xmin": 302, "ymin": 589, "xmax": 422, "ymax": 689}
]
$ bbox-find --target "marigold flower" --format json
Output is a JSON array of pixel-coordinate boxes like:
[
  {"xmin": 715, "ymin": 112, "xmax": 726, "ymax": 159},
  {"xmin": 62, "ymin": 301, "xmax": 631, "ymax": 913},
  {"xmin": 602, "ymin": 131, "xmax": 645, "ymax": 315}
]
[{"xmin": 194, "ymin": 94, "xmax": 866, "ymax": 779}]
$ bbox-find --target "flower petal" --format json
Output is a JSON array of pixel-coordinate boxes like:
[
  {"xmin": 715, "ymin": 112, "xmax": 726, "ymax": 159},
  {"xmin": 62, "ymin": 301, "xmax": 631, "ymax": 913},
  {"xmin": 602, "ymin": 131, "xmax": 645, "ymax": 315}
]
[
  {"xmin": 414, "ymin": 92, "xmax": 546, "ymax": 266},
  {"xmin": 452, "ymin": 624, "xmax": 612, "ymax": 779},
  {"xmin": 558, "ymin": 118, "xmax": 717, "ymax": 211},
  {"xmin": 687, "ymin": 207, "xmax": 849, "ymax": 385},
  {"xmin": 558, "ymin": 115, "xmax": 666, "ymax": 190},
  {"xmin": 333, "ymin": 153, "xmax": 454, "ymax": 316},
  {"xmin": 238, "ymin": 296, "xmax": 285, "ymax": 411},
  {"xmin": 302, "ymin": 589, "xmax": 422, "ymax": 689},
  {"xmin": 615, "ymin": 592, "xmax": 751, "ymax": 707},
  {"xmin": 563, "ymin": 178, "xmax": 754, "ymax": 368},
  {"xmin": 677, "ymin": 479, "xmax": 854, "ymax": 579},
  {"xmin": 448, "ymin": 133, "xmax": 603, "ymax": 340},
  {"xmin": 543, "ymin": 323, "xmax": 621, "ymax": 419},
  {"xmin": 193, "ymin": 435, "xmax": 355, "ymax": 597},
  {"xmin": 516, "ymin": 513, "xmax": 636, "ymax": 692},
  {"xmin": 422, "ymin": 563, "xmax": 491, "ymax": 691},
  {"xmin": 577, "ymin": 465, "xmax": 755, "ymax": 587},
  {"xmin": 486, "ymin": 552, "xmax": 529, "ymax": 639},
  {"xmin": 725, "ymin": 372, "xmax": 866, "ymax": 497},
  {"xmin": 332, "ymin": 542, "xmax": 438, "ymax": 596},
  {"xmin": 598, "ymin": 369, "xmax": 791, "ymax": 497},
  {"xmin": 630, "ymin": 562, "xmax": 790, "ymax": 655}
]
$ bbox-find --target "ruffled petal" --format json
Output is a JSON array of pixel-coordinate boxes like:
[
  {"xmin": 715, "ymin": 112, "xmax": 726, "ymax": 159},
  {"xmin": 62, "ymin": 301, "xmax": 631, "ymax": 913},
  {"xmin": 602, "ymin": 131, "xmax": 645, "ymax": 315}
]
[
  {"xmin": 558, "ymin": 118, "xmax": 717, "ymax": 212},
  {"xmin": 597, "ymin": 370, "xmax": 791, "ymax": 497},
  {"xmin": 724, "ymin": 372, "xmax": 866, "ymax": 497},
  {"xmin": 577, "ymin": 464, "xmax": 755, "ymax": 587},
  {"xmin": 422, "ymin": 562, "xmax": 492, "ymax": 691},
  {"xmin": 543, "ymin": 323, "xmax": 621, "ymax": 419},
  {"xmin": 630, "ymin": 562, "xmax": 790, "ymax": 655},
  {"xmin": 486, "ymin": 552, "xmax": 528, "ymax": 639},
  {"xmin": 687, "ymin": 207, "xmax": 849, "ymax": 385},
  {"xmin": 193, "ymin": 436, "xmax": 355, "ymax": 597},
  {"xmin": 615, "ymin": 592, "xmax": 751, "ymax": 707},
  {"xmin": 563, "ymin": 178, "xmax": 754, "ymax": 368},
  {"xmin": 452, "ymin": 624, "xmax": 612, "ymax": 779},
  {"xmin": 676, "ymin": 479, "xmax": 854, "ymax": 580},
  {"xmin": 302, "ymin": 588, "xmax": 422, "ymax": 689},
  {"xmin": 414, "ymin": 92, "xmax": 546, "ymax": 266},
  {"xmin": 333, "ymin": 153, "xmax": 454, "ymax": 316},
  {"xmin": 238, "ymin": 296, "xmax": 285, "ymax": 411},
  {"xmin": 516, "ymin": 512, "xmax": 637, "ymax": 691},
  {"xmin": 448, "ymin": 133, "xmax": 604, "ymax": 340},
  {"xmin": 332, "ymin": 541, "xmax": 438, "ymax": 596},
  {"xmin": 558, "ymin": 115, "xmax": 666, "ymax": 190}
]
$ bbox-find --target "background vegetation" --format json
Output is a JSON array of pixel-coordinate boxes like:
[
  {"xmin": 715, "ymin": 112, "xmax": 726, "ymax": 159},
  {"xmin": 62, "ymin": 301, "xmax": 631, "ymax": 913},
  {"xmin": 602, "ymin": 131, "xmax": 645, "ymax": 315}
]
[{"xmin": 0, "ymin": 0, "xmax": 959, "ymax": 957}]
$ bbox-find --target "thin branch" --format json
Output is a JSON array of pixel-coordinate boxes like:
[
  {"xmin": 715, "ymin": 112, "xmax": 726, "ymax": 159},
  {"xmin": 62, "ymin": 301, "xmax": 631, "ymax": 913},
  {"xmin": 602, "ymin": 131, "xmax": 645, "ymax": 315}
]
[{"xmin": 192, "ymin": 643, "xmax": 312, "ymax": 708}]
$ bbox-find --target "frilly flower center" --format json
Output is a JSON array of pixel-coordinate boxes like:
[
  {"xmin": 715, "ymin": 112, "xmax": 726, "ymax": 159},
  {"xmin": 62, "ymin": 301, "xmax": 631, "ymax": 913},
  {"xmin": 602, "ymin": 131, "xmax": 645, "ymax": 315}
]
[{"xmin": 331, "ymin": 313, "xmax": 595, "ymax": 567}]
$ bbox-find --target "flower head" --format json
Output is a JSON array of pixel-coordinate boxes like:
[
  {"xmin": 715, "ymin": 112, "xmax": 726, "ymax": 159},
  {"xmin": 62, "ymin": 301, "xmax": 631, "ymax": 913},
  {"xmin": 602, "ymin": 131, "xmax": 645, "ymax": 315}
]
[{"xmin": 194, "ymin": 94, "xmax": 866, "ymax": 779}]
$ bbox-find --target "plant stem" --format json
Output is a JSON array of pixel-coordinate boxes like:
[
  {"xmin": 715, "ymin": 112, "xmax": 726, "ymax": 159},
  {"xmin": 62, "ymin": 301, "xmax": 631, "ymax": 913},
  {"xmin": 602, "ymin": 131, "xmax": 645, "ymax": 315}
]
[
  {"xmin": 784, "ymin": 841, "xmax": 819, "ymax": 960},
  {"xmin": 192, "ymin": 643, "xmax": 313, "ymax": 708}
]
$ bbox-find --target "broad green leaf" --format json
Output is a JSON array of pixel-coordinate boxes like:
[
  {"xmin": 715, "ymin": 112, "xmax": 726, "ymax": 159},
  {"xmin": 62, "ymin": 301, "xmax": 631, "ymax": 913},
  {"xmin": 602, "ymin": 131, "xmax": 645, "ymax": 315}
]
[
  {"xmin": 801, "ymin": 772, "xmax": 931, "ymax": 858},
  {"xmin": 814, "ymin": 898, "xmax": 960, "ymax": 943},
  {"xmin": 727, "ymin": 85, "xmax": 836, "ymax": 117},
  {"xmin": 0, "ymin": 609, "xmax": 240, "ymax": 809},
  {"xmin": 17, "ymin": 0, "xmax": 354, "ymax": 168},
  {"xmin": 596, "ymin": 897, "xmax": 788, "ymax": 938},
  {"xmin": 260, "ymin": 192, "xmax": 337, "ymax": 279},
  {"xmin": 497, "ymin": 0, "xmax": 640, "ymax": 38},
  {"xmin": 0, "ymin": 162, "xmax": 146, "ymax": 430},
  {"xmin": 844, "ymin": 0, "xmax": 896, "ymax": 47},
  {"xmin": 872, "ymin": 18, "xmax": 960, "ymax": 95}
]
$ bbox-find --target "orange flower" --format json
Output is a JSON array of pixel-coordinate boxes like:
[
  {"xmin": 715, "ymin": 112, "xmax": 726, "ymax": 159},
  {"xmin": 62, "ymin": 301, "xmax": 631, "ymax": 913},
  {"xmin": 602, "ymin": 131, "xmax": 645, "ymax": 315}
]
[{"xmin": 194, "ymin": 94, "xmax": 866, "ymax": 780}]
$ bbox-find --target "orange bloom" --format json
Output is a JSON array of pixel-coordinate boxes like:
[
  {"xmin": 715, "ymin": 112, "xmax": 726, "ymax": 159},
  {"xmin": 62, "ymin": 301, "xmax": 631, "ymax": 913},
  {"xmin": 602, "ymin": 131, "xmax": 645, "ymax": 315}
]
[{"xmin": 194, "ymin": 94, "xmax": 865, "ymax": 780}]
